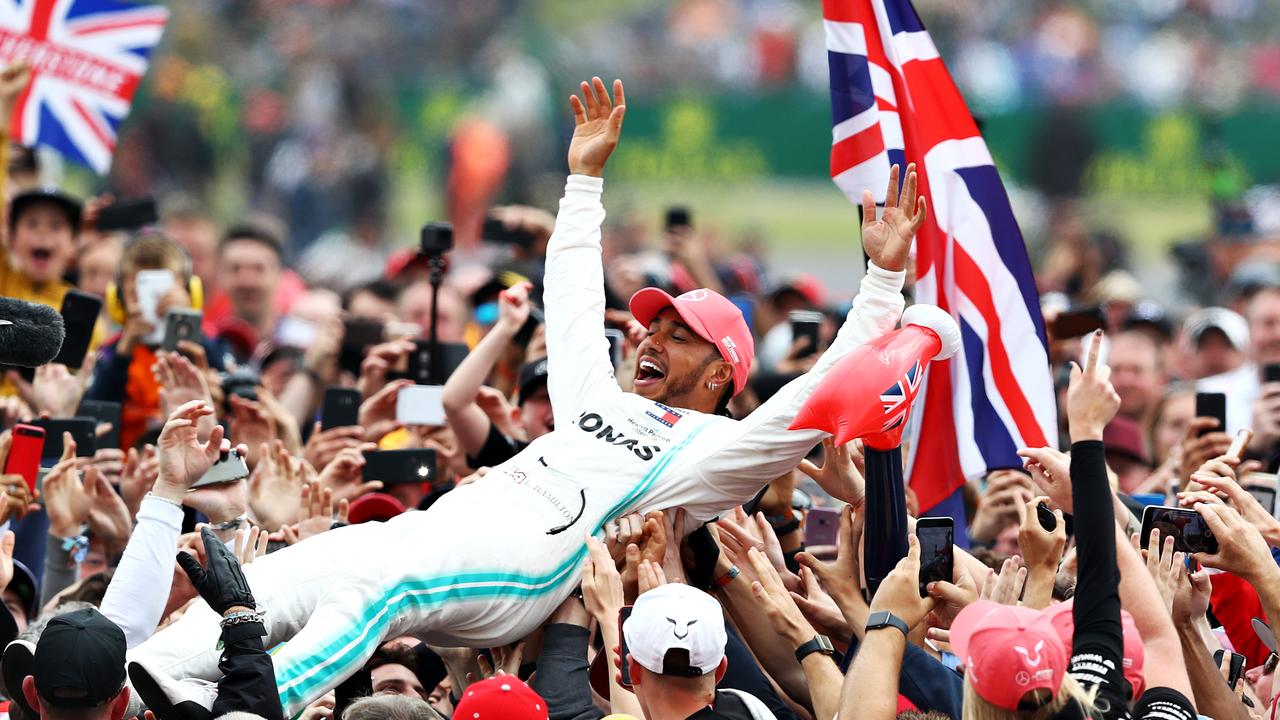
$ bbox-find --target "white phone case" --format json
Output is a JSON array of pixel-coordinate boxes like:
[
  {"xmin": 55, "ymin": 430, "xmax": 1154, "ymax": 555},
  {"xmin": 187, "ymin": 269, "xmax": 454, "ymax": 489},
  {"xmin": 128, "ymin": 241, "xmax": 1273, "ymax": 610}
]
[{"xmin": 396, "ymin": 385, "xmax": 446, "ymax": 426}]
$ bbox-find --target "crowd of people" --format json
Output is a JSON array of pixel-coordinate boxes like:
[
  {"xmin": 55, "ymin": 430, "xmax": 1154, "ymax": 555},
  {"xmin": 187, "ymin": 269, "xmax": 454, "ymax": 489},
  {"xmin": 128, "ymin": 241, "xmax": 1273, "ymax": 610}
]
[{"xmin": 0, "ymin": 36, "xmax": 1278, "ymax": 720}]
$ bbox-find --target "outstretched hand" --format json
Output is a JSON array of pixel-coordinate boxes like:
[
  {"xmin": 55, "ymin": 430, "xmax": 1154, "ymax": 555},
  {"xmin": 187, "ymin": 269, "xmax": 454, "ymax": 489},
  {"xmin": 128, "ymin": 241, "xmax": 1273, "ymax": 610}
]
[
  {"xmin": 567, "ymin": 77, "xmax": 626, "ymax": 177},
  {"xmin": 861, "ymin": 163, "xmax": 926, "ymax": 273}
]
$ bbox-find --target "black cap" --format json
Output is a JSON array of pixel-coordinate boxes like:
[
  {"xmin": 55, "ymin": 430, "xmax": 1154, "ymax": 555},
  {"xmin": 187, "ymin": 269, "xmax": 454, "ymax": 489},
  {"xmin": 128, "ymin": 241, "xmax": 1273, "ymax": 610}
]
[
  {"xmin": 7, "ymin": 559, "xmax": 38, "ymax": 621},
  {"xmin": 8, "ymin": 186, "xmax": 82, "ymax": 234},
  {"xmin": 1121, "ymin": 300, "xmax": 1173, "ymax": 341},
  {"xmin": 517, "ymin": 357, "xmax": 548, "ymax": 405},
  {"xmin": 33, "ymin": 608, "xmax": 126, "ymax": 707}
]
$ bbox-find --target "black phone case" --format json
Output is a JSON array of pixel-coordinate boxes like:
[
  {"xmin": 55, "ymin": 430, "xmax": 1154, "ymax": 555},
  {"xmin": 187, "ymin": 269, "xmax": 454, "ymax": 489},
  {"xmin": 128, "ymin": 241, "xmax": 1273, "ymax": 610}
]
[
  {"xmin": 53, "ymin": 291, "xmax": 103, "ymax": 369},
  {"xmin": 1195, "ymin": 392, "xmax": 1227, "ymax": 436},
  {"xmin": 162, "ymin": 310, "xmax": 204, "ymax": 352},
  {"xmin": 321, "ymin": 388, "xmax": 361, "ymax": 431},
  {"xmin": 76, "ymin": 400, "xmax": 121, "ymax": 450},
  {"xmin": 33, "ymin": 418, "xmax": 96, "ymax": 459},
  {"xmin": 362, "ymin": 449, "xmax": 437, "ymax": 485}
]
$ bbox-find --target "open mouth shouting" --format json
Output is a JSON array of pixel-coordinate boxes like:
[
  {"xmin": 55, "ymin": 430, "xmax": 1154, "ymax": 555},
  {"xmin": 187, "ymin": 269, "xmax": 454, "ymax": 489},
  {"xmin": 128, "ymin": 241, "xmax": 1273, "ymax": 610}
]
[{"xmin": 633, "ymin": 354, "xmax": 667, "ymax": 391}]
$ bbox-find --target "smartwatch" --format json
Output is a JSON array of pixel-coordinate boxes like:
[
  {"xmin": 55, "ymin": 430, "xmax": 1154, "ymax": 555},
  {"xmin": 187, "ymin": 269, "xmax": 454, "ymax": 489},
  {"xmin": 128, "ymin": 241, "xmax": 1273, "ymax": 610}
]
[
  {"xmin": 865, "ymin": 611, "xmax": 909, "ymax": 638},
  {"xmin": 794, "ymin": 634, "xmax": 836, "ymax": 664}
]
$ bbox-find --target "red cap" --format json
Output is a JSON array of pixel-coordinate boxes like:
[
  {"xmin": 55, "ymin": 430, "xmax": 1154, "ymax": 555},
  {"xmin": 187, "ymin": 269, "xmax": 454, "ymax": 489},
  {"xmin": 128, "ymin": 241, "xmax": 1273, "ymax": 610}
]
[
  {"xmin": 345, "ymin": 493, "xmax": 407, "ymax": 525},
  {"xmin": 453, "ymin": 676, "xmax": 548, "ymax": 720},
  {"xmin": 629, "ymin": 287, "xmax": 754, "ymax": 395},
  {"xmin": 1045, "ymin": 600, "xmax": 1145, "ymax": 699},
  {"xmin": 950, "ymin": 601, "xmax": 1068, "ymax": 710}
]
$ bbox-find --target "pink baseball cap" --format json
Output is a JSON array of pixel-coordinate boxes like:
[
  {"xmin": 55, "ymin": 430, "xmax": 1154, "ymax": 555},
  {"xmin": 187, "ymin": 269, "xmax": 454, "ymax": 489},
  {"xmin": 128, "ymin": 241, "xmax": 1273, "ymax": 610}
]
[
  {"xmin": 629, "ymin": 287, "xmax": 754, "ymax": 395},
  {"xmin": 1045, "ymin": 600, "xmax": 1145, "ymax": 699},
  {"xmin": 950, "ymin": 601, "xmax": 1068, "ymax": 711}
]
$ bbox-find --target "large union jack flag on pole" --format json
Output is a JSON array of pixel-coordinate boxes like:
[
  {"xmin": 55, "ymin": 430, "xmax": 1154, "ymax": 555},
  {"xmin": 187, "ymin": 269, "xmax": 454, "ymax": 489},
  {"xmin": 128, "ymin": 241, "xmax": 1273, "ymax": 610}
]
[
  {"xmin": 0, "ymin": 0, "xmax": 168, "ymax": 174},
  {"xmin": 823, "ymin": 0, "xmax": 1057, "ymax": 515}
]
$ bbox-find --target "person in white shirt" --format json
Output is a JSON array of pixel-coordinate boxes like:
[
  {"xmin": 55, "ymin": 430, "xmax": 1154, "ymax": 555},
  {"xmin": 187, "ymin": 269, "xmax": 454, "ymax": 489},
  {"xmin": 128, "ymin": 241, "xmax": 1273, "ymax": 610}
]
[{"xmin": 120, "ymin": 77, "xmax": 930, "ymax": 718}]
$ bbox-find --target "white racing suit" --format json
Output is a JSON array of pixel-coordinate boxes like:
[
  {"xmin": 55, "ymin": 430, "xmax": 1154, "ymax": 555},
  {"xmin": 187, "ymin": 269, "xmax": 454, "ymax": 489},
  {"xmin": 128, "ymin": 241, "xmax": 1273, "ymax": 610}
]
[{"xmin": 127, "ymin": 175, "xmax": 906, "ymax": 715}]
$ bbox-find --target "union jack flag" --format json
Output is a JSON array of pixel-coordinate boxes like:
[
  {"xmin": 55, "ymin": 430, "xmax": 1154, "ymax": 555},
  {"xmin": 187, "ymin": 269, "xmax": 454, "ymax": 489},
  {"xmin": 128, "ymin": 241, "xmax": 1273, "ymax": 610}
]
[
  {"xmin": 824, "ymin": 0, "xmax": 1056, "ymax": 513},
  {"xmin": 878, "ymin": 359, "xmax": 923, "ymax": 433},
  {"xmin": 0, "ymin": 0, "xmax": 168, "ymax": 174}
]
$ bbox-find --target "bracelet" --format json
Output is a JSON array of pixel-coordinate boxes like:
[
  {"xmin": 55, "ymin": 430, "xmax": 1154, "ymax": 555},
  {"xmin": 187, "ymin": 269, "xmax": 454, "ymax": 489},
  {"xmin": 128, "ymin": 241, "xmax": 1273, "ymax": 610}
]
[
  {"xmin": 220, "ymin": 611, "xmax": 265, "ymax": 628},
  {"xmin": 713, "ymin": 566, "xmax": 740, "ymax": 588},
  {"xmin": 145, "ymin": 492, "xmax": 182, "ymax": 509},
  {"xmin": 210, "ymin": 515, "xmax": 248, "ymax": 531}
]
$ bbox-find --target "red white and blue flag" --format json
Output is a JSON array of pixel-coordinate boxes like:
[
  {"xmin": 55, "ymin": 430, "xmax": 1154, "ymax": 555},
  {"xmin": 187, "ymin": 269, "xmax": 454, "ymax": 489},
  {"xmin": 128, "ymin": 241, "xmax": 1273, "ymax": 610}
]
[
  {"xmin": 0, "ymin": 0, "xmax": 168, "ymax": 174},
  {"xmin": 823, "ymin": 0, "xmax": 1057, "ymax": 515}
]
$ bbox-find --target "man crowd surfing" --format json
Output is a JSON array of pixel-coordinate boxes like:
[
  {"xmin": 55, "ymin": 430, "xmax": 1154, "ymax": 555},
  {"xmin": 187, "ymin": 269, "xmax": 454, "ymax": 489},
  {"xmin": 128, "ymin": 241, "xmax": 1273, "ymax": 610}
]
[{"xmin": 0, "ymin": 52, "xmax": 1275, "ymax": 720}]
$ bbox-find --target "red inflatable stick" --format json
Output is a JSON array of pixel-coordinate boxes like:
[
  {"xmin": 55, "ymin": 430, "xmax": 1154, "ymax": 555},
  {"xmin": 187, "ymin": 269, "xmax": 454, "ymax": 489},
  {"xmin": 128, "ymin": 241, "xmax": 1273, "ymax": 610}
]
[{"xmin": 789, "ymin": 305, "xmax": 961, "ymax": 450}]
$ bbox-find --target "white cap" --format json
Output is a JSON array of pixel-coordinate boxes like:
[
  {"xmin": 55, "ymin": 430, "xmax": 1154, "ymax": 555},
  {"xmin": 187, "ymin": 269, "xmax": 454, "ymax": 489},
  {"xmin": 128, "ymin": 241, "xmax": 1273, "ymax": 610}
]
[
  {"xmin": 623, "ymin": 584, "xmax": 727, "ymax": 677},
  {"xmin": 1184, "ymin": 307, "xmax": 1250, "ymax": 351}
]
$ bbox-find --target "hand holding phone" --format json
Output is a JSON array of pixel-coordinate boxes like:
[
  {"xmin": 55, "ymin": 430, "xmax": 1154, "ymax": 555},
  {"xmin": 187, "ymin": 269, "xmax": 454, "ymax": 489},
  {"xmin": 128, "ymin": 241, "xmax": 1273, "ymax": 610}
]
[
  {"xmin": 321, "ymin": 387, "xmax": 361, "ymax": 431},
  {"xmin": 395, "ymin": 385, "xmax": 445, "ymax": 427},
  {"xmin": 1195, "ymin": 392, "xmax": 1227, "ymax": 437},
  {"xmin": 52, "ymin": 291, "xmax": 103, "ymax": 370},
  {"xmin": 789, "ymin": 310, "xmax": 823, "ymax": 359},
  {"xmin": 916, "ymin": 517, "xmax": 954, "ymax": 597},
  {"xmin": 4, "ymin": 424, "xmax": 45, "ymax": 492},
  {"xmin": 1141, "ymin": 506, "xmax": 1219, "ymax": 554},
  {"xmin": 162, "ymin": 309, "xmax": 204, "ymax": 352}
]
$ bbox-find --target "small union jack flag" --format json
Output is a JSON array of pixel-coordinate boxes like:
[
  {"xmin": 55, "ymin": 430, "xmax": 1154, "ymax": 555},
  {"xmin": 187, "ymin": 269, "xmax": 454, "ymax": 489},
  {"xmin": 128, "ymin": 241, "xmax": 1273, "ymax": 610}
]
[
  {"xmin": 0, "ymin": 0, "xmax": 169, "ymax": 174},
  {"xmin": 878, "ymin": 360, "xmax": 923, "ymax": 432}
]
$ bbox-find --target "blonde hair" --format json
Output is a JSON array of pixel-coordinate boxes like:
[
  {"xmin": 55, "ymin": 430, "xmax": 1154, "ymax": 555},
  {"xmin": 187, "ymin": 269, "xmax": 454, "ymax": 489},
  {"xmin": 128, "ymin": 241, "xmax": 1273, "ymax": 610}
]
[{"xmin": 962, "ymin": 673, "xmax": 1104, "ymax": 720}]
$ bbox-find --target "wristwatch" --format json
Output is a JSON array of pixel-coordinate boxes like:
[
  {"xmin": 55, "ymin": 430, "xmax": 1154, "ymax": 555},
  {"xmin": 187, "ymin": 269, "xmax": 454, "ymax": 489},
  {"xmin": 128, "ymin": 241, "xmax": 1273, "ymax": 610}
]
[
  {"xmin": 865, "ymin": 611, "xmax": 909, "ymax": 638},
  {"xmin": 794, "ymin": 634, "xmax": 835, "ymax": 663}
]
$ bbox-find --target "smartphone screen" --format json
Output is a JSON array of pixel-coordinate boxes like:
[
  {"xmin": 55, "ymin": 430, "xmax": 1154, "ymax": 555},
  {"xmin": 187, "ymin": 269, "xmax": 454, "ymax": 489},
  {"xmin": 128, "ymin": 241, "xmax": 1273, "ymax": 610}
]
[
  {"xmin": 789, "ymin": 310, "xmax": 823, "ymax": 359},
  {"xmin": 320, "ymin": 387, "xmax": 361, "ymax": 431},
  {"xmin": 53, "ymin": 291, "xmax": 103, "ymax": 370},
  {"xmin": 804, "ymin": 508, "xmax": 840, "ymax": 547},
  {"xmin": 916, "ymin": 517, "xmax": 954, "ymax": 597},
  {"xmin": 618, "ymin": 605, "xmax": 634, "ymax": 688},
  {"xmin": 604, "ymin": 328, "xmax": 624, "ymax": 368},
  {"xmin": 1246, "ymin": 483, "xmax": 1278, "ymax": 516},
  {"xmin": 4, "ymin": 424, "xmax": 45, "ymax": 492},
  {"xmin": 395, "ymin": 385, "xmax": 445, "ymax": 427},
  {"xmin": 1195, "ymin": 392, "xmax": 1227, "ymax": 437},
  {"xmin": 1265, "ymin": 364, "xmax": 1280, "ymax": 386},
  {"xmin": 1141, "ymin": 506, "xmax": 1219, "ymax": 554}
]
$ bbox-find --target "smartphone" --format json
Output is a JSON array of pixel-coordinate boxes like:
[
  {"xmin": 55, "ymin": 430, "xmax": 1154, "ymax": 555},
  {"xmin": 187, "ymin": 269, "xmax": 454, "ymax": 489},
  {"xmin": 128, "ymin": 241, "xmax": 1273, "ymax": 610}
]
[
  {"xmin": 340, "ymin": 318, "xmax": 385, "ymax": 375},
  {"xmin": 916, "ymin": 517, "xmax": 954, "ymax": 598},
  {"xmin": 395, "ymin": 385, "xmax": 445, "ymax": 427},
  {"xmin": 1213, "ymin": 649, "xmax": 1247, "ymax": 690},
  {"xmin": 604, "ymin": 328, "xmax": 624, "ymax": 368},
  {"xmin": 789, "ymin": 310, "xmax": 824, "ymax": 359},
  {"xmin": 4, "ymin": 424, "xmax": 44, "ymax": 492},
  {"xmin": 1264, "ymin": 363, "xmax": 1280, "ymax": 385},
  {"xmin": 76, "ymin": 400, "xmax": 121, "ymax": 450},
  {"xmin": 95, "ymin": 198, "xmax": 157, "ymax": 232},
  {"xmin": 192, "ymin": 449, "xmax": 249, "ymax": 488},
  {"xmin": 1141, "ymin": 506, "xmax": 1219, "ymax": 554},
  {"xmin": 481, "ymin": 217, "xmax": 536, "ymax": 248},
  {"xmin": 52, "ymin": 290, "xmax": 102, "ymax": 370},
  {"xmin": 404, "ymin": 341, "xmax": 468, "ymax": 385},
  {"xmin": 804, "ymin": 508, "xmax": 840, "ymax": 547},
  {"xmin": 618, "ymin": 605, "xmax": 634, "ymax": 688},
  {"xmin": 1244, "ymin": 474, "xmax": 1278, "ymax": 515},
  {"xmin": 362, "ymin": 449, "xmax": 437, "ymax": 485},
  {"xmin": 664, "ymin": 207, "xmax": 692, "ymax": 232},
  {"xmin": 1195, "ymin": 392, "xmax": 1227, "ymax": 437},
  {"xmin": 1227, "ymin": 429, "xmax": 1253, "ymax": 462},
  {"xmin": 320, "ymin": 387, "xmax": 361, "ymax": 431},
  {"xmin": 1036, "ymin": 502, "xmax": 1075, "ymax": 538},
  {"xmin": 1048, "ymin": 306, "xmax": 1106, "ymax": 339},
  {"xmin": 134, "ymin": 269, "xmax": 175, "ymax": 325},
  {"xmin": 31, "ymin": 418, "xmax": 95, "ymax": 460},
  {"xmin": 162, "ymin": 308, "xmax": 204, "ymax": 352}
]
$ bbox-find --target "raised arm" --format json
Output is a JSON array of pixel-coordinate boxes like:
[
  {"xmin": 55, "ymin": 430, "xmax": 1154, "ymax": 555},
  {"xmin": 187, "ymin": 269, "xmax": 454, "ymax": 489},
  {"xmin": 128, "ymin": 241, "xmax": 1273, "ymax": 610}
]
[
  {"xmin": 443, "ymin": 282, "xmax": 532, "ymax": 456},
  {"xmin": 543, "ymin": 78, "xmax": 627, "ymax": 417},
  {"xmin": 684, "ymin": 165, "xmax": 924, "ymax": 515}
]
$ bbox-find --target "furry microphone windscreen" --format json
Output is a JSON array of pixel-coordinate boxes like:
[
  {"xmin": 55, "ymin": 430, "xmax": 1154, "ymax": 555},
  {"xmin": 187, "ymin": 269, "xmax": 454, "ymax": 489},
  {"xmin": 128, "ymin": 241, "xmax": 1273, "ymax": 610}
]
[{"xmin": 0, "ymin": 296, "xmax": 65, "ymax": 367}]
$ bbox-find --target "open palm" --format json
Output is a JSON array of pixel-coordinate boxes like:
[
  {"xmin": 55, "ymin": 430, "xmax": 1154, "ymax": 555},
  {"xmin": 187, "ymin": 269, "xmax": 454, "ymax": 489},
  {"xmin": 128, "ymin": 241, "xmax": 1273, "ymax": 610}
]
[
  {"xmin": 157, "ymin": 401, "xmax": 223, "ymax": 491},
  {"xmin": 861, "ymin": 163, "xmax": 927, "ymax": 272},
  {"xmin": 567, "ymin": 77, "xmax": 626, "ymax": 177}
]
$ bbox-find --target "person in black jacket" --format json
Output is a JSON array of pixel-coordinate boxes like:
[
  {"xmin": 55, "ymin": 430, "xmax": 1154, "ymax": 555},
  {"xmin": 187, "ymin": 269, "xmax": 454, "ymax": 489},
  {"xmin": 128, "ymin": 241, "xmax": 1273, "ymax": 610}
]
[{"xmin": 128, "ymin": 527, "xmax": 282, "ymax": 720}]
